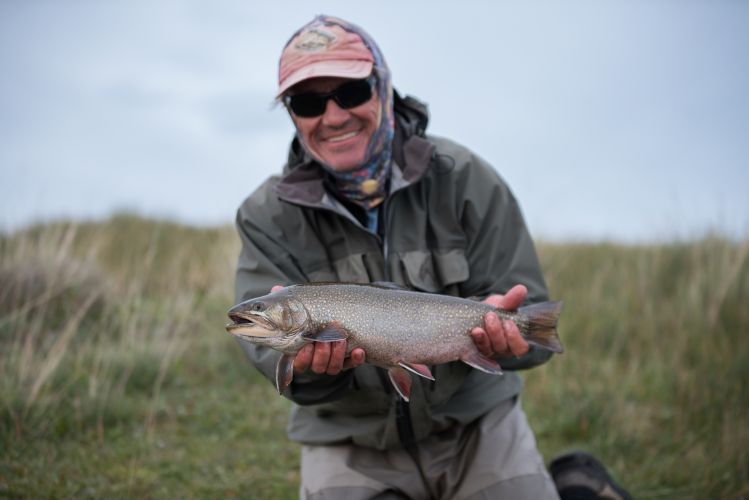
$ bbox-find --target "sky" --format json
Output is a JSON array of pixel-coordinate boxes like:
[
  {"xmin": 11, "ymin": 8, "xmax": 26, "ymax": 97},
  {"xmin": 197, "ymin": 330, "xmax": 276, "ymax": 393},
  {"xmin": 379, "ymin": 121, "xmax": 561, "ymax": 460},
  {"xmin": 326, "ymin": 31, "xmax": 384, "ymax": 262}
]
[{"xmin": 1, "ymin": 0, "xmax": 748, "ymax": 242}]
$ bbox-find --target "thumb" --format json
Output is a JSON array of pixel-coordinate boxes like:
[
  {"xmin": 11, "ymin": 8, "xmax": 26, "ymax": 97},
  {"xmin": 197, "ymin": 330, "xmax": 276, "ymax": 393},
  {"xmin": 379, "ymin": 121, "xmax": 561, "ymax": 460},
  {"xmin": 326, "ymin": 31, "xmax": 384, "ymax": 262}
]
[{"xmin": 497, "ymin": 284, "xmax": 527, "ymax": 310}]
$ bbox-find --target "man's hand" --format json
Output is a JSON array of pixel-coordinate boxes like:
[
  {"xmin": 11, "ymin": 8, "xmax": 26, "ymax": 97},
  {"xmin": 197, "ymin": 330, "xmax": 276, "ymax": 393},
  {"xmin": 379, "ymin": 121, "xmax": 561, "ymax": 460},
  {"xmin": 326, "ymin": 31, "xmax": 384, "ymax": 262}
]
[
  {"xmin": 271, "ymin": 285, "xmax": 366, "ymax": 375},
  {"xmin": 470, "ymin": 284, "xmax": 530, "ymax": 359},
  {"xmin": 293, "ymin": 342, "xmax": 366, "ymax": 375}
]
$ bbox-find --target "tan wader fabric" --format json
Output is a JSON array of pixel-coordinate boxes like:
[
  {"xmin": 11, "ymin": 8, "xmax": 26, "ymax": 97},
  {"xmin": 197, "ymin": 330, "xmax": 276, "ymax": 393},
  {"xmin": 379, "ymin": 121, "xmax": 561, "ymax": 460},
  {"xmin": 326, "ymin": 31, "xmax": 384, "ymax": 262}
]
[{"xmin": 300, "ymin": 398, "xmax": 559, "ymax": 500}]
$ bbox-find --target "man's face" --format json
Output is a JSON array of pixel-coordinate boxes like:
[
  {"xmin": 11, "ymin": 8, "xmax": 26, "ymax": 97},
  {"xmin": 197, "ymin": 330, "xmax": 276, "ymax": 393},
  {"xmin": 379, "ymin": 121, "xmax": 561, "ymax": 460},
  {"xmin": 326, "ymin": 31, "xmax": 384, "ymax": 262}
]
[{"xmin": 287, "ymin": 77, "xmax": 380, "ymax": 172}]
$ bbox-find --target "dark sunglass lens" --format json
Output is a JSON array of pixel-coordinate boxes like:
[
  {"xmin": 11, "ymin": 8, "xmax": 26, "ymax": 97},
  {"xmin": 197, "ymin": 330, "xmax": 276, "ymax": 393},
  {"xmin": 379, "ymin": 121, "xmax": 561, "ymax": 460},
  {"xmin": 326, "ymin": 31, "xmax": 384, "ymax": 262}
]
[
  {"xmin": 288, "ymin": 94, "xmax": 326, "ymax": 117},
  {"xmin": 335, "ymin": 79, "xmax": 373, "ymax": 109},
  {"xmin": 286, "ymin": 77, "xmax": 374, "ymax": 117}
]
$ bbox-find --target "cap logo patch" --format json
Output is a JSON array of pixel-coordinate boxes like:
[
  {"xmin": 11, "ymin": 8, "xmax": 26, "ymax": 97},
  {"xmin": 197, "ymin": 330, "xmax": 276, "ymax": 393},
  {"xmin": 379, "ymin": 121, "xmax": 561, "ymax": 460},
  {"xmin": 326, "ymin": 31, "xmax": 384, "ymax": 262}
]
[{"xmin": 294, "ymin": 28, "xmax": 336, "ymax": 52}]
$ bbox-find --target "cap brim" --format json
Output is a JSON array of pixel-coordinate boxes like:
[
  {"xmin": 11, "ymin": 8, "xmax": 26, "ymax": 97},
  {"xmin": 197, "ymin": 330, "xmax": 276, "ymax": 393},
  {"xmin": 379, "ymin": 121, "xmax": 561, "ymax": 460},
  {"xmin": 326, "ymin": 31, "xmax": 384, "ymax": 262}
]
[{"xmin": 277, "ymin": 60, "xmax": 373, "ymax": 97}]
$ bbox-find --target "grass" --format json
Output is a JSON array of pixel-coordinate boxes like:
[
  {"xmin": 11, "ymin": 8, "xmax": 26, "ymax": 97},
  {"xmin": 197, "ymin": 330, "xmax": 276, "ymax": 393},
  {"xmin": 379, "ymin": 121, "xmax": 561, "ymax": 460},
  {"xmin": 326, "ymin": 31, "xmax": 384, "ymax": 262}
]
[
  {"xmin": 1, "ymin": 215, "xmax": 747, "ymax": 498},
  {"xmin": 529, "ymin": 240, "xmax": 749, "ymax": 498}
]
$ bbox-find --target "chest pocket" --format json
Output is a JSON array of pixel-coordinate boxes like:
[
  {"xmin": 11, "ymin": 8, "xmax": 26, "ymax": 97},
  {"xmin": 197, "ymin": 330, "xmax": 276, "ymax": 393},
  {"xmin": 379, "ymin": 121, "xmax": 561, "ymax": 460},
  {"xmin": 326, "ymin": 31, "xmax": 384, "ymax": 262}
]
[{"xmin": 390, "ymin": 248, "xmax": 469, "ymax": 295}]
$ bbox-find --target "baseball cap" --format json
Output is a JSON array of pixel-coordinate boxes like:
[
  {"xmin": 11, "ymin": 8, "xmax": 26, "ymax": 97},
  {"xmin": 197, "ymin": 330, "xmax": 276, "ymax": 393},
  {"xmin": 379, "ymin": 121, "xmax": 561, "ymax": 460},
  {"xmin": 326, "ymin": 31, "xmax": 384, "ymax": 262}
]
[{"xmin": 277, "ymin": 18, "xmax": 375, "ymax": 97}]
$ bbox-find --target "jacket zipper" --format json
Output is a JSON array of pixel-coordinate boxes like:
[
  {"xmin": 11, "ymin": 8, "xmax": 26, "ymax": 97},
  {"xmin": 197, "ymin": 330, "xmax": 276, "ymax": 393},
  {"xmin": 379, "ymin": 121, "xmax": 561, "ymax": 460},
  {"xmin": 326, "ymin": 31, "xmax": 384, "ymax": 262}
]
[{"xmin": 380, "ymin": 191, "xmax": 421, "ymax": 453}]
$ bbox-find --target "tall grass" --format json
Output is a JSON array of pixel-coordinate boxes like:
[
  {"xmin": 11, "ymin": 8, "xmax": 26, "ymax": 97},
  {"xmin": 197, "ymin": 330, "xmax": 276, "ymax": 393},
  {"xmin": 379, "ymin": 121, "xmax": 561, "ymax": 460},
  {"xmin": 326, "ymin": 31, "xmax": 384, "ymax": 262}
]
[
  {"xmin": 527, "ymin": 239, "xmax": 749, "ymax": 498},
  {"xmin": 0, "ymin": 216, "xmax": 747, "ymax": 498},
  {"xmin": 0, "ymin": 215, "xmax": 237, "ymax": 442}
]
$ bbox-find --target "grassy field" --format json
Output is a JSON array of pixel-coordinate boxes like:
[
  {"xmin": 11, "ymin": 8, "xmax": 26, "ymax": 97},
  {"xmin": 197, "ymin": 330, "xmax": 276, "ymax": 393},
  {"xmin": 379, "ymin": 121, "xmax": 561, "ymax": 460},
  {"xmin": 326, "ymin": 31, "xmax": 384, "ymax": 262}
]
[{"xmin": 1, "ymin": 215, "xmax": 747, "ymax": 499}]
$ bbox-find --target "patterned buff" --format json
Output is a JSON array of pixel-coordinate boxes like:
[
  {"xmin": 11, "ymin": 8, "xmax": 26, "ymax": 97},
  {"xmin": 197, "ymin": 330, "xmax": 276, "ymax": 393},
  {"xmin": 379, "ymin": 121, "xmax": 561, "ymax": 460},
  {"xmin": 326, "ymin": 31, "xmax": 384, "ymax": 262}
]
[{"xmin": 284, "ymin": 16, "xmax": 395, "ymax": 231}]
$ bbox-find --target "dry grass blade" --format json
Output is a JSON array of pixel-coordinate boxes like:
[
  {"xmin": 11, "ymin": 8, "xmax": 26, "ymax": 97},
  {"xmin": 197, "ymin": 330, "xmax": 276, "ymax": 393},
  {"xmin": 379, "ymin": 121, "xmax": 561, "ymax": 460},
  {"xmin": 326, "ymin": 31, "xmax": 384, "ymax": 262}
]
[{"xmin": 24, "ymin": 289, "xmax": 102, "ymax": 412}]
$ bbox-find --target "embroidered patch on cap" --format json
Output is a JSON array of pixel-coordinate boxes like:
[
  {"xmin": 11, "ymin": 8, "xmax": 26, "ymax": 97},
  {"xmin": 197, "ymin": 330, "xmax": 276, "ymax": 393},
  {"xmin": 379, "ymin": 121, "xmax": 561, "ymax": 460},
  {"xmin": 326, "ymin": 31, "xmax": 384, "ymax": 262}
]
[{"xmin": 294, "ymin": 28, "xmax": 336, "ymax": 52}]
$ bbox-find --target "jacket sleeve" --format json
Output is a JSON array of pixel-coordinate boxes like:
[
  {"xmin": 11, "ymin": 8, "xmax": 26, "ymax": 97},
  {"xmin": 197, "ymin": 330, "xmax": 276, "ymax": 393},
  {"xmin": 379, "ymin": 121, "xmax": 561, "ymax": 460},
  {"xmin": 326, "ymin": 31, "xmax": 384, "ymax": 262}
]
[
  {"xmin": 233, "ymin": 191, "xmax": 355, "ymax": 404},
  {"xmin": 457, "ymin": 154, "xmax": 554, "ymax": 371}
]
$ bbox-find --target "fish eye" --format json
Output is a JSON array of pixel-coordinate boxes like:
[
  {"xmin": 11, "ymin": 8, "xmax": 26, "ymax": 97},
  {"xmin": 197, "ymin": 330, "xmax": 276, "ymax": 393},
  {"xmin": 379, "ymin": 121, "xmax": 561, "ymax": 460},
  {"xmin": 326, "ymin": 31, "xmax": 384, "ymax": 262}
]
[{"xmin": 250, "ymin": 302, "xmax": 266, "ymax": 312}]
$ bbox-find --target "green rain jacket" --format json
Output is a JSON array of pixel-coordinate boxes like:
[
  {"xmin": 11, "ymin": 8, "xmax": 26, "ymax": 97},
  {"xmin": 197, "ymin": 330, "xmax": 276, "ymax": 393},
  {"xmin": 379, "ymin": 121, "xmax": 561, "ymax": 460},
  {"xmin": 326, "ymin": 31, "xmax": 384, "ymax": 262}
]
[{"xmin": 234, "ymin": 93, "xmax": 553, "ymax": 450}]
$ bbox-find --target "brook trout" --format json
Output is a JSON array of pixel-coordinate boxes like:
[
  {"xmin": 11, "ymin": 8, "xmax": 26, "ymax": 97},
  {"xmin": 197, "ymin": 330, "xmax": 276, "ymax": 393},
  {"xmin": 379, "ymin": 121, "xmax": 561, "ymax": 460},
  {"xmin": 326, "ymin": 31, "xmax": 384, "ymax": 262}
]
[{"xmin": 226, "ymin": 282, "xmax": 563, "ymax": 401}]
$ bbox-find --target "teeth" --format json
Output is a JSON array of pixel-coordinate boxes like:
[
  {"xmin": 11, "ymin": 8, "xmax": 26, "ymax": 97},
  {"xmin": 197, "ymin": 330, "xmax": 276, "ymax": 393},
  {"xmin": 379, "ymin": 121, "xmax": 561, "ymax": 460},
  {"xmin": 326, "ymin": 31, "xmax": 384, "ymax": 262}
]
[{"xmin": 327, "ymin": 131, "xmax": 357, "ymax": 142}]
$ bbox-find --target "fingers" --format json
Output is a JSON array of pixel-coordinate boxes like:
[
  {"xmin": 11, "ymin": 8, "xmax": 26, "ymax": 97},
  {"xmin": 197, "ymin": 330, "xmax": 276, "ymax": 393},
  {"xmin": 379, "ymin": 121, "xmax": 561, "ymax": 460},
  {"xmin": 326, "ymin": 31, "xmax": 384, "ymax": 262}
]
[
  {"xmin": 484, "ymin": 312, "xmax": 509, "ymax": 354},
  {"xmin": 271, "ymin": 285, "xmax": 284, "ymax": 293},
  {"xmin": 503, "ymin": 318, "xmax": 529, "ymax": 357},
  {"xmin": 310, "ymin": 342, "xmax": 333, "ymax": 374},
  {"xmin": 293, "ymin": 344, "xmax": 315, "ymax": 373},
  {"xmin": 471, "ymin": 312, "xmax": 530, "ymax": 358},
  {"xmin": 327, "ymin": 340, "xmax": 347, "ymax": 375},
  {"xmin": 470, "ymin": 312, "xmax": 507, "ymax": 356},
  {"xmin": 475, "ymin": 284, "xmax": 529, "ymax": 359},
  {"xmin": 343, "ymin": 348, "xmax": 366, "ymax": 370},
  {"xmin": 470, "ymin": 327, "xmax": 492, "ymax": 356},
  {"xmin": 295, "ymin": 341, "xmax": 361, "ymax": 376}
]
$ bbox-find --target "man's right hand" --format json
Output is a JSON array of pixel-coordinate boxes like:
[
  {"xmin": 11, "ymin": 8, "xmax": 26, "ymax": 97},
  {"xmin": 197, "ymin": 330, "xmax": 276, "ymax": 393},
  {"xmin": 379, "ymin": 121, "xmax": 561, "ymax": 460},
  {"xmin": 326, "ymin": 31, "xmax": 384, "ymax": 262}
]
[
  {"xmin": 271, "ymin": 285, "xmax": 366, "ymax": 376},
  {"xmin": 293, "ymin": 341, "xmax": 366, "ymax": 375}
]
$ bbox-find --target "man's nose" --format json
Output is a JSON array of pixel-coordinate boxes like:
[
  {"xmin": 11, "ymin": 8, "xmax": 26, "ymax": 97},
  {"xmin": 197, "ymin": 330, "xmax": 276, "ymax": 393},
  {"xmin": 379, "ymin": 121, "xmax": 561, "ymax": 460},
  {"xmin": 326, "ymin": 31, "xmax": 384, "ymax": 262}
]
[{"xmin": 320, "ymin": 98, "xmax": 350, "ymax": 126}]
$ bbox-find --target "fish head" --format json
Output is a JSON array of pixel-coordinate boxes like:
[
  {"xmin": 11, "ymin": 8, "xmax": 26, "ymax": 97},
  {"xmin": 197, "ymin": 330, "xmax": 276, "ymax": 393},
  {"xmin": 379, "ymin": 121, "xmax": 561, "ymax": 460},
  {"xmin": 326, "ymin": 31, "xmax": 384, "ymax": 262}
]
[{"xmin": 225, "ymin": 287, "xmax": 310, "ymax": 353}]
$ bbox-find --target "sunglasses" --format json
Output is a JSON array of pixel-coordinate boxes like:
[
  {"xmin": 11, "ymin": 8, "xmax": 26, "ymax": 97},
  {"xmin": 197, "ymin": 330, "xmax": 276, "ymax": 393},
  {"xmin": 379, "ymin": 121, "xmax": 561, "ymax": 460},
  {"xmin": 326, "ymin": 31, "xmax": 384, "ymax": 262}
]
[{"xmin": 283, "ymin": 76, "xmax": 377, "ymax": 118}]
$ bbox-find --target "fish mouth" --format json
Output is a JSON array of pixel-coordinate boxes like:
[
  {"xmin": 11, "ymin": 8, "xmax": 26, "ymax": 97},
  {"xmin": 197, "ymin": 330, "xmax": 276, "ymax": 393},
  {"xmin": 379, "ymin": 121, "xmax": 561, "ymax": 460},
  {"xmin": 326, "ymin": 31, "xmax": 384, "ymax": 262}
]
[
  {"xmin": 227, "ymin": 310, "xmax": 255, "ymax": 325},
  {"xmin": 225, "ymin": 312, "xmax": 277, "ymax": 338}
]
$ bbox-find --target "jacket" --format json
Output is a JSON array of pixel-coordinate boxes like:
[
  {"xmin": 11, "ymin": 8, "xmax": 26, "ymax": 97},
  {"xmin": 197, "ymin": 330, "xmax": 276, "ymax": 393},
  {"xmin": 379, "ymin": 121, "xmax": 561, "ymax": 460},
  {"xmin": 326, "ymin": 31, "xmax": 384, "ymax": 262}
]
[{"xmin": 233, "ymin": 93, "xmax": 553, "ymax": 450}]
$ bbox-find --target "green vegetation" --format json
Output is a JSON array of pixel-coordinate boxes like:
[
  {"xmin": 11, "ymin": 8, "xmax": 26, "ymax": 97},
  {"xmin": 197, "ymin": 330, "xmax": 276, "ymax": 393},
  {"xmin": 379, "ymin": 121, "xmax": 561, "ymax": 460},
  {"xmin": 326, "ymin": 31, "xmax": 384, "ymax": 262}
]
[{"xmin": 1, "ymin": 216, "xmax": 747, "ymax": 498}]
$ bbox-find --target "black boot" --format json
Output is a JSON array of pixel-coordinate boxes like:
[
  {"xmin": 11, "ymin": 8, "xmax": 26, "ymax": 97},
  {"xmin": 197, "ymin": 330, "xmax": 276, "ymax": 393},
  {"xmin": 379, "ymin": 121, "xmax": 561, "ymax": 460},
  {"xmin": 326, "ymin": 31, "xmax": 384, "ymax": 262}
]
[{"xmin": 549, "ymin": 451, "xmax": 631, "ymax": 500}]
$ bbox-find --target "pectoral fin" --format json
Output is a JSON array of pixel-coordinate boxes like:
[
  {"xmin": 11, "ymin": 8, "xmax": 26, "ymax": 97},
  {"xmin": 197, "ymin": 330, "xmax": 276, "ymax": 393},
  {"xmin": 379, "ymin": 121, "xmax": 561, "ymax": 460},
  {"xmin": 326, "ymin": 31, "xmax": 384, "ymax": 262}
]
[
  {"xmin": 398, "ymin": 362, "xmax": 435, "ymax": 381},
  {"xmin": 387, "ymin": 366, "xmax": 413, "ymax": 402},
  {"xmin": 461, "ymin": 351, "xmax": 503, "ymax": 375},
  {"xmin": 301, "ymin": 322, "xmax": 348, "ymax": 342},
  {"xmin": 275, "ymin": 353, "xmax": 295, "ymax": 394}
]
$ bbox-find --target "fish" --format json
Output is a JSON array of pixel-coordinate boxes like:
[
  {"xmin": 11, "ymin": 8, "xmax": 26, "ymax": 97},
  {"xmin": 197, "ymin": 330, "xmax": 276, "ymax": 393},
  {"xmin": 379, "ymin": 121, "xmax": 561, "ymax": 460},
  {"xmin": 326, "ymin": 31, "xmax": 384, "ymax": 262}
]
[{"xmin": 226, "ymin": 282, "xmax": 563, "ymax": 401}]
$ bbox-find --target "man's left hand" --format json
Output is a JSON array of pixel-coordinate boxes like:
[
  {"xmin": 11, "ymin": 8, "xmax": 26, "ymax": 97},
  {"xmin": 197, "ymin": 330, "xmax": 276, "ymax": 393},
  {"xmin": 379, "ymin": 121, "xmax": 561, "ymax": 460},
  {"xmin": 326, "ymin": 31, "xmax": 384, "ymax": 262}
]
[{"xmin": 470, "ymin": 284, "xmax": 530, "ymax": 359}]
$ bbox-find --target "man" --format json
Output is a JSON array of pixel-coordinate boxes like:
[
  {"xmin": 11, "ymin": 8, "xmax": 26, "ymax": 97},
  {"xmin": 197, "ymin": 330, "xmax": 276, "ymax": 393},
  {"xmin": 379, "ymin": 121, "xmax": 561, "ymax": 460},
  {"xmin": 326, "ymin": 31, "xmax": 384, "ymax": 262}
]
[{"xmin": 234, "ymin": 15, "xmax": 628, "ymax": 500}]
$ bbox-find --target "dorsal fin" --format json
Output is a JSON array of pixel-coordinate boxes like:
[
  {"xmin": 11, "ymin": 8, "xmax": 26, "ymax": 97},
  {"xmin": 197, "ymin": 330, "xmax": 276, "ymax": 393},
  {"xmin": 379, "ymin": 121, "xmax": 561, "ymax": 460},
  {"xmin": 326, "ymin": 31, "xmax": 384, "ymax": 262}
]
[{"xmin": 370, "ymin": 281, "xmax": 410, "ymax": 291}]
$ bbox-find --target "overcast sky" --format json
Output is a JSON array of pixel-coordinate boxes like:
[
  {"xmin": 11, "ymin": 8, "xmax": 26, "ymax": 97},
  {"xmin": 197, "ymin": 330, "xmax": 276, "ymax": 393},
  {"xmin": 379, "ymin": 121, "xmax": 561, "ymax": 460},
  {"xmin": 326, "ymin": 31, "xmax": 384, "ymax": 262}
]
[{"xmin": 1, "ymin": 1, "xmax": 747, "ymax": 242}]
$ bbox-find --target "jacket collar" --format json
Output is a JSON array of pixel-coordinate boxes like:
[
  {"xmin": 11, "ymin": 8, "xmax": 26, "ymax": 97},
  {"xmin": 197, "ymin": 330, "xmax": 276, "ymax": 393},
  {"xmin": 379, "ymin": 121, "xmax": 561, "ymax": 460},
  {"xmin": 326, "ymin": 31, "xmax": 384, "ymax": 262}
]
[{"xmin": 274, "ymin": 92, "xmax": 436, "ymax": 208}]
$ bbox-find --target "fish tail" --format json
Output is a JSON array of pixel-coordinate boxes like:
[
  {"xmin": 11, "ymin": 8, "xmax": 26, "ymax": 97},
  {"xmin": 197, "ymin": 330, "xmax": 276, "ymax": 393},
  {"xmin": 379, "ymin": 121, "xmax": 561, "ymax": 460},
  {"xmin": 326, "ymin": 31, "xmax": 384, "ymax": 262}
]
[{"xmin": 516, "ymin": 301, "xmax": 564, "ymax": 353}]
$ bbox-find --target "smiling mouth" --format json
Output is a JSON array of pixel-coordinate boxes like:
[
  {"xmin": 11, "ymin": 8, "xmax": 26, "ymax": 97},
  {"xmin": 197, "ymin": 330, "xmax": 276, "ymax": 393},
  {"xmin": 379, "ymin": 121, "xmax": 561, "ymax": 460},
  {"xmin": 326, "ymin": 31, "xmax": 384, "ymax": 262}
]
[{"xmin": 326, "ymin": 130, "xmax": 359, "ymax": 143}]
